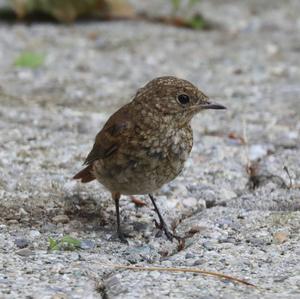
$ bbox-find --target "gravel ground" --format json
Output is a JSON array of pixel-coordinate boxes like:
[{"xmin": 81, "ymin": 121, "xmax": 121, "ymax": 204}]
[{"xmin": 0, "ymin": 0, "xmax": 300, "ymax": 298}]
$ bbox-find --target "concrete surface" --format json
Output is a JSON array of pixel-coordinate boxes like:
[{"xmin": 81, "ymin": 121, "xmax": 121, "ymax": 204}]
[{"xmin": 0, "ymin": 0, "xmax": 300, "ymax": 298}]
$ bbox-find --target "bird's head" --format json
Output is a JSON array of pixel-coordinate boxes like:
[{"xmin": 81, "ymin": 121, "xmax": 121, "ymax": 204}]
[{"xmin": 134, "ymin": 76, "xmax": 226, "ymax": 125}]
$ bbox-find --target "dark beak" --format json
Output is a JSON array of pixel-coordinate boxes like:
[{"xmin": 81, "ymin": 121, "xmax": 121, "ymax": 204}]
[{"xmin": 200, "ymin": 101, "xmax": 226, "ymax": 110}]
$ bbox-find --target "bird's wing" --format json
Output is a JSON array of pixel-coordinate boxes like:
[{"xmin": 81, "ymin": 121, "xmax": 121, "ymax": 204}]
[{"xmin": 83, "ymin": 104, "xmax": 134, "ymax": 166}]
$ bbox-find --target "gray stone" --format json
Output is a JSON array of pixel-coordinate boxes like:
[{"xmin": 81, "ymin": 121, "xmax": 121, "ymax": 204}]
[
  {"xmin": 52, "ymin": 215, "xmax": 70, "ymax": 224},
  {"xmin": 16, "ymin": 248, "xmax": 33, "ymax": 257},
  {"xmin": 14, "ymin": 238, "xmax": 29, "ymax": 249},
  {"xmin": 79, "ymin": 240, "xmax": 95, "ymax": 250}
]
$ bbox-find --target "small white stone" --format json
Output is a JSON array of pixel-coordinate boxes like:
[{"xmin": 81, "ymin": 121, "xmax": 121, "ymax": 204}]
[
  {"xmin": 165, "ymin": 198, "xmax": 177, "ymax": 209},
  {"xmin": 287, "ymin": 131, "xmax": 298, "ymax": 139},
  {"xmin": 52, "ymin": 215, "xmax": 70, "ymax": 224},
  {"xmin": 19, "ymin": 207, "xmax": 28, "ymax": 216},
  {"xmin": 182, "ymin": 197, "xmax": 197, "ymax": 208},
  {"xmin": 249, "ymin": 144, "xmax": 268, "ymax": 160},
  {"xmin": 29, "ymin": 230, "xmax": 41, "ymax": 238},
  {"xmin": 270, "ymin": 65, "xmax": 287, "ymax": 77},
  {"xmin": 150, "ymin": 271, "xmax": 160, "ymax": 279},
  {"xmin": 266, "ymin": 43, "xmax": 279, "ymax": 56},
  {"xmin": 273, "ymin": 231, "xmax": 289, "ymax": 244},
  {"xmin": 221, "ymin": 189, "xmax": 237, "ymax": 200},
  {"xmin": 17, "ymin": 70, "xmax": 33, "ymax": 80}
]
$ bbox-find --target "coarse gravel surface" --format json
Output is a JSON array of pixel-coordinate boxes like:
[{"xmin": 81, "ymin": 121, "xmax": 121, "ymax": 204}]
[{"xmin": 0, "ymin": 0, "xmax": 300, "ymax": 298}]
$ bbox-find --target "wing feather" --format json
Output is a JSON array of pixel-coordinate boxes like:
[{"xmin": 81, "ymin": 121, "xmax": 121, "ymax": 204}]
[{"xmin": 83, "ymin": 103, "xmax": 133, "ymax": 166}]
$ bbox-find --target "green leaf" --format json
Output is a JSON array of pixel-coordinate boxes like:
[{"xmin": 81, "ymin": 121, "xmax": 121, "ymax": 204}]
[
  {"xmin": 48, "ymin": 235, "xmax": 82, "ymax": 252},
  {"xmin": 188, "ymin": 0, "xmax": 201, "ymax": 7},
  {"xmin": 14, "ymin": 52, "xmax": 45, "ymax": 69},
  {"xmin": 48, "ymin": 237, "xmax": 59, "ymax": 251},
  {"xmin": 171, "ymin": 0, "xmax": 181, "ymax": 11},
  {"xmin": 187, "ymin": 14, "xmax": 206, "ymax": 30},
  {"xmin": 61, "ymin": 235, "xmax": 81, "ymax": 247}
]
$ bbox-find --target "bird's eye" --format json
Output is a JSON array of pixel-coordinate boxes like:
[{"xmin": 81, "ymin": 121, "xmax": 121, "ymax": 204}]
[{"xmin": 177, "ymin": 94, "xmax": 190, "ymax": 105}]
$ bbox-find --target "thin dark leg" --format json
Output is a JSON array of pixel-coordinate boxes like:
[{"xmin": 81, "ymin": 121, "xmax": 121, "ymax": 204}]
[
  {"xmin": 112, "ymin": 192, "xmax": 127, "ymax": 243},
  {"xmin": 148, "ymin": 194, "xmax": 173, "ymax": 241}
]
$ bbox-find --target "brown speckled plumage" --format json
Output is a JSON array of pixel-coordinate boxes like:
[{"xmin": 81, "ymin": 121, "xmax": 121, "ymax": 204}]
[{"xmin": 73, "ymin": 76, "xmax": 226, "ymax": 242}]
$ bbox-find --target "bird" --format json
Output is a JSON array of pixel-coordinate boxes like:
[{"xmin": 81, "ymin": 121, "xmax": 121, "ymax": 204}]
[{"xmin": 73, "ymin": 76, "xmax": 226, "ymax": 242}]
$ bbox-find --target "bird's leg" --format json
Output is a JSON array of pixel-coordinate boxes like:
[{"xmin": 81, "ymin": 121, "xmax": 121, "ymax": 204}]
[
  {"xmin": 112, "ymin": 192, "xmax": 127, "ymax": 243},
  {"xmin": 148, "ymin": 194, "xmax": 173, "ymax": 241}
]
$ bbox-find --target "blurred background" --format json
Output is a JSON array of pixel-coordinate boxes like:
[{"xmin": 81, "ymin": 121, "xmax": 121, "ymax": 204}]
[
  {"xmin": 0, "ymin": 0, "xmax": 298, "ymax": 114},
  {"xmin": 0, "ymin": 1, "xmax": 300, "ymax": 298}
]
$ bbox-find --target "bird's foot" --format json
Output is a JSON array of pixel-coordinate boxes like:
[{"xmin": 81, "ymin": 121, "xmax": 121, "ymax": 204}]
[
  {"xmin": 109, "ymin": 229, "xmax": 129, "ymax": 244},
  {"xmin": 154, "ymin": 219, "xmax": 173, "ymax": 242},
  {"xmin": 117, "ymin": 229, "xmax": 129, "ymax": 244}
]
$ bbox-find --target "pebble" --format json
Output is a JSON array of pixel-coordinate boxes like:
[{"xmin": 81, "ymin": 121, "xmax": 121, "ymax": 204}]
[
  {"xmin": 217, "ymin": 219, "xmax": 233, "ymax": 228},
  {"xmin": 17, "ymin": 70, "xmax": 33, "ymax": 81},
  {"xmin": 270, "ymin": 65, "xmax": 287, "ymax": 77},
  {"xmin": 51, "ymin": 293, "xmax": 69, "ymax": 299},
  {"xmin": 15, "ymin": 238, "xmax": 29, "ymax": 248},
  {"xmin": 202, "ymin": 241, "xmax": 216, "ymax": 251},
  {"xmin": 273, "ymin": 231, "xmax": 289, "ymax": 244},
  {"xmin": 29, "ymin": 230, "xmax": 41, "ymax": 238},
  {"xmin": 80, "ymin": 240, "xmax": 96, "ymax": 250},
  {"xmin": 182, "ymin": 197, "xmax": 197, "ymax": 208},
  {"xmin": 149, "ymin": 271, "xmax": 160, "ymax": 279},
  {"xmin": 16, "ymin": 248, "xmax": 33, "ymax": 257},
  {"xmin": 201, "ymin": 189, "xmax": 216, "ymax": 202},
  {"xmin": 7, "ymin": 219, "xmax": 19, "ymax": 225},
  {"xmin": 220, "ymin": 189, "xmax": 237, "ymax": 201},
  {"xmin": 246, "ymin": 237, "xmax": 267, "ymax": 246},
  {"xmin": 185, "ymin": 253, "xmax": 195, "ymax": 259},
  {"xmin": 19, "ymin": 207, "xmax": 28, "ymax": 216},
  {"xmin": 193, "ymin": 259, "xmax": 205, "ymax": 266},
  {"xmin": 266, "ymin": 43, "xmax": 279, "ymax": 57},
  {"xmin": 274, "ymin": 276, "xmax": 289, "ymax": 283},
  {"xmin": 52, "ymin": 215, "xmax": 70, "ymax": 224},
  {"xmin": 40, "ymin": 222, "xmax": 57, "ymax": 233},
  {"xmin": 249, "ymin": 144, "xmax": 268, "ymax": 160}
]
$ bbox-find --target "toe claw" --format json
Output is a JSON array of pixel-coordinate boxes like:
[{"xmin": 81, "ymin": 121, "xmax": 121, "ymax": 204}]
[
  {"xmin": 161, "ymin": 223, "xmax": 173, "ymax": 242},
  {"xmin": 164, "ymin": 229, "xmax": 174, "ymax": 242},
  {"xmin": 118, "ymin": 233, "xmax": 128, "ymax": 244}
]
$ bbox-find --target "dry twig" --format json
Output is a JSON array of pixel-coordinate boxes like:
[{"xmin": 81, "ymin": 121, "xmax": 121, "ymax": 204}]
[{"xmin": 98, "ymin": 263, "xmax": 256, "ymax": 287}]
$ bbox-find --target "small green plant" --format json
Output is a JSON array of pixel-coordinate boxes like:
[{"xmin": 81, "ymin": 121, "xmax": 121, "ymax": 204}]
[
  {"xmin": 169, "ymin": 0, "xmax": 209, "ymax": 30},
  {"xmin": 14, "ymin": 52, "xmax": 45, "ymax": 68},
  {"xmin": 48, "ymin": 235, "xmax": 82, "ymax": 251},
  {"xmin": 49, "ymin": 237, "xmax": 59, "ymax": 251},
  {"xmin": 171, "ymin": 0, "xmax": 181, "ymax": 11},
  {"xmin": 171, "ymin": 0, "xmax": 201, "ymax": 13},
  {"xmin": 187, "ymin": 14, "xmax": 206, "ymax": 30}
]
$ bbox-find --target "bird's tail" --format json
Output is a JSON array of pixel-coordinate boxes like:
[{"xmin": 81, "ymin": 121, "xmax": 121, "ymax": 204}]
[{"xmin": 73, "ymin": 165, "xmax": 95, "ymax": 183}]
